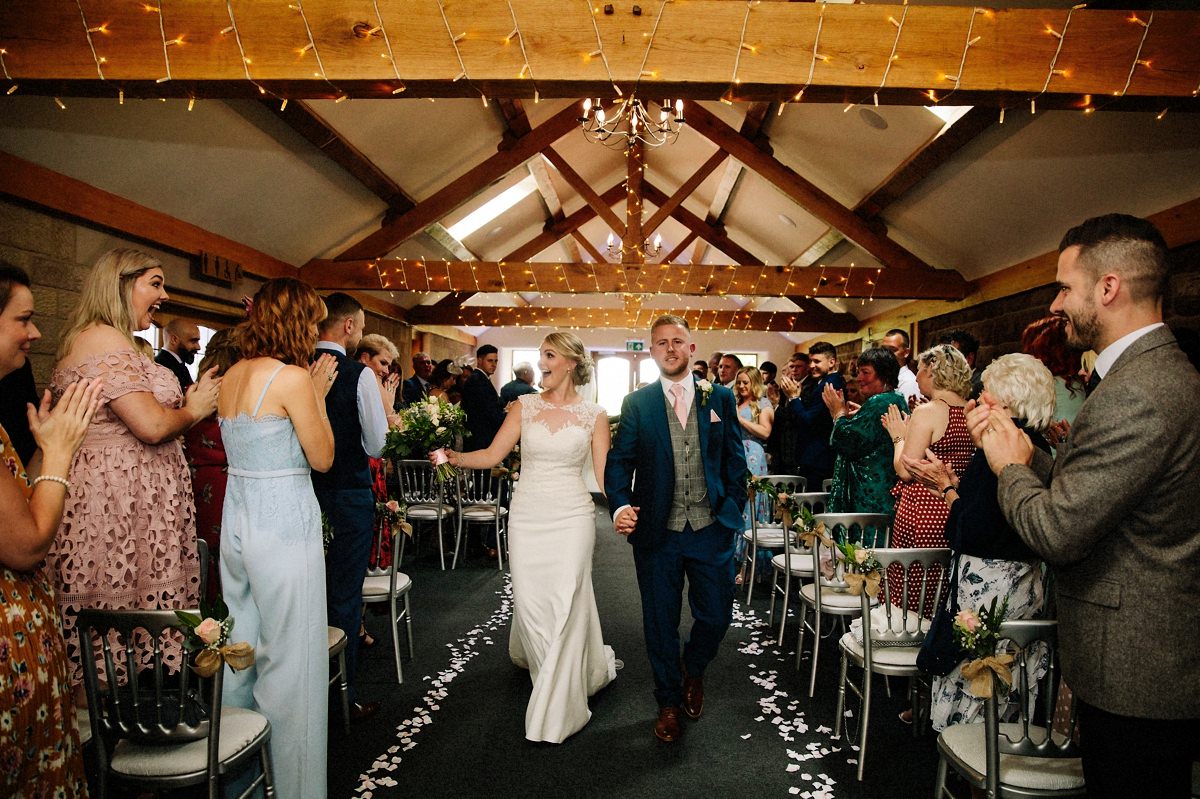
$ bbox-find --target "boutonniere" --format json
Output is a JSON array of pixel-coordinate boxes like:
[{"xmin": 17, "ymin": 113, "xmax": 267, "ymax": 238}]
[{"xmin": 695, "ymin": 379, "xmax": 713, "ymax": 407}]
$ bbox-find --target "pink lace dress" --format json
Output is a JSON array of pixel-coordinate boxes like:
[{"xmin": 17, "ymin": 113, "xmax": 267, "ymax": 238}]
[{"xmin": 47, "ymin": 350, "xmax": 200, "ymax": 686}]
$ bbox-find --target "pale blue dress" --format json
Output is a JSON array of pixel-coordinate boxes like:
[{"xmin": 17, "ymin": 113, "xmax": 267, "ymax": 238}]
[{"xmin": 220, "ymin": 365, "xmax": 328, "ymax": 798}]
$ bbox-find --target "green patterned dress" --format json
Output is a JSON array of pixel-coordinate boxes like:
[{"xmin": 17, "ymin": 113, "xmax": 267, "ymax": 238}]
[{"xmin": 828, "ymin": 390, "xmax": 908, "ymax": 514}]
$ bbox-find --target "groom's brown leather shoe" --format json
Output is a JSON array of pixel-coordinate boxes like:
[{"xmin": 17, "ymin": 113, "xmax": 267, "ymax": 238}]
[
  {"xmin": 682, "ymin": 676, "xmax": 704, "ymax": 720},
  {"xmin": 654, "ymin": 706, "xmax": 683, "ymax": 742}
]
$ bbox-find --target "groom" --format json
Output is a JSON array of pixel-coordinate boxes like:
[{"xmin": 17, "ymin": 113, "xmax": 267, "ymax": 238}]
[{"xmin": 605, "ymin": 315, "xmax": 747, "ymax": 743}]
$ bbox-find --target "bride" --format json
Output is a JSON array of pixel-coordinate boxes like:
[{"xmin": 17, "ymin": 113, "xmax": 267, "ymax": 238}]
[{"xmin": 443, "ymin": 331, "xmax": 616, "ymax": 743}]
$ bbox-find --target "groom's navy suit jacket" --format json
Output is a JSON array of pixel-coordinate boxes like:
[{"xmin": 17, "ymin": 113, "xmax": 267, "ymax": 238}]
[{"xmin": 605, "ymin": 379, "xmax": 747, "ymax": 549}]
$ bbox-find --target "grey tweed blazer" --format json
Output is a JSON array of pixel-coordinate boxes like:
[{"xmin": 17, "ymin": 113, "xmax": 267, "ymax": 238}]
[{"xmin": 997, "ymin": 325, "xmax": 1200, "ymax": 720}]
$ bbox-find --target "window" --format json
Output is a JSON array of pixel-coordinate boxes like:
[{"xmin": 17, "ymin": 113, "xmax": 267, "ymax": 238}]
[
  {"xmin": 510, "ymin": 349, "xmax": 541, "ymax": 386},
  {"xmin": 595, "ymin": 356, "xmax": 633, "ymax": 416}
]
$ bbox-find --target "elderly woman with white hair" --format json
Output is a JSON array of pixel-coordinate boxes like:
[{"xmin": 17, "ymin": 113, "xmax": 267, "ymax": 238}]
[{"xmin": 903, "ymin": 353, "xmax": 1055, "ymax": 730}]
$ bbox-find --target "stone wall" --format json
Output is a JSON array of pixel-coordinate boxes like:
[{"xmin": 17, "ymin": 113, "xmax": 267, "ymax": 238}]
[{"xmin": 918, "ymin": 242, "xmax": 1200, "ymax": 370}]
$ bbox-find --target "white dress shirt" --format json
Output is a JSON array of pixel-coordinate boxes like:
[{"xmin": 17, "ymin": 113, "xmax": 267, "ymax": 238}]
[
  {"xmin": 1093, "ymin": 322, "xmax": 1165, "ymax": 380},
  {"xmin": 896, "ymin": 364, "xmax": 921, "ymax": 404},
  {"xmin": 612, "ymin": 375, "xmax": 697, "ymax": 522}
]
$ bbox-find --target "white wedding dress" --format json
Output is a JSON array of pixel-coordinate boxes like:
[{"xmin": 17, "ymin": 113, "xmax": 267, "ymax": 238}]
[{"xmin": 508, "ymin": 394, "xmax": 617, "ymax": 743}]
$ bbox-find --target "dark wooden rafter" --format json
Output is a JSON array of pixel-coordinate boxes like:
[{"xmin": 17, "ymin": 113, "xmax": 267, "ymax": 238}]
[
  {"xmin": 541, "ymin": 148, "xmax": 626, "ymax": 234},
  {"xmin": 643, "ymin": 149, "xmax": 728, "ymax": 237},
  {"xmin": 682, "ymin": 100, "xmax": 935, "ymax": 272},
  {"xmin": 321, "ymin": 103, "xmax": 581, "ymax": 264},
  {"xmin": 691, "ymin": 102, "xmax": 772, "ymax": 264},
  {"xmin": 529, "ymin": 156, "xmax": 583, "ymax": 262},
  {"xmin": 796, "ymin": 106, "xmax": 997, "ymax": 266},
  {"xmin": 571, "ymin": 230, "xmax": 607, "ymax": 264},
  {"xmin": 264, "ymin": 99, "xmax": 413, "ymax": 212},
  {"xmin": 661, "ymin": 232, "xmax": 699, "ymax": 265},
  {"xmin": 0, "ymin": 149, "xmax": 411, "ymax": 320},
  {"xmin": 501, "ymin": 183, "xmax": 625, "ymax": 262},
  {"xmin": 622, "ymin": 139, "xmax": 646, "ymax": 264}
]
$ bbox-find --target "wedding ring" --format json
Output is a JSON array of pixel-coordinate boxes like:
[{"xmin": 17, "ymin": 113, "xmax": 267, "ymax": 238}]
[{"xmin": 327, "ymin": 375, "xmax": 334, "ymax": 381}]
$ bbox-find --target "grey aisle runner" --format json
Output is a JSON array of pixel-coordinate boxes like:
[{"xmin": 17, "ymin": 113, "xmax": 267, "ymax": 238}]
[{"xmin": 330, "ymin": 506, "xmax": 940, "ymax": 798}]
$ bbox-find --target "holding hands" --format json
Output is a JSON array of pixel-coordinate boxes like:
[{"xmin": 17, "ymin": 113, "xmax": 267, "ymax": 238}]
[
  {"xmin": 308, "ymin": 354, "xmax": 338, "ymax": 400},
  {"xmin": 613, "ymin": 506, "xmax": 638, "ymax": 537}
]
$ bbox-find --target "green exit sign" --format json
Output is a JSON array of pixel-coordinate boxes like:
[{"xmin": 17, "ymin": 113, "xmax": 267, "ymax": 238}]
[{"xmin": 625, "ymin": 340, "xmax": 645, "ymax": 352}]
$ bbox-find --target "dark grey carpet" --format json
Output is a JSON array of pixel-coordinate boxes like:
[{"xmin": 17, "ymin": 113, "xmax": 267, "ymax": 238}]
[{"xmin": 329, "ymin": 504, "xmax": 948, "ymax": 798}]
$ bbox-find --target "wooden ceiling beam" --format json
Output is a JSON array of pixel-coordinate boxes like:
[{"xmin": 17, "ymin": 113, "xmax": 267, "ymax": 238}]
[
  {"xmin": 263, "ymin": 99, "xmax": 413, "ymax": 212},
  {"xmin": 643, "ymin": 149, "xmax": 728, "ymax": 237},
  {"xmin": 571, "ymin": 230, "xmax": 606, "ymax": 264},
  {"xmin": 405, "ymin": 304, "xmax": 857, "ymax": 333},
  {"xmin": 541, "ymin": 148, "xmax": 626, "ymax": 235},
  {"xmin": 299, "ymin": 258, "xmax": 967, "ymax": 299},
  {"xmin": 6, "ymin": 4, "xmax": 1197, "ymax": 104},
  {"xmin": 643, "ymin": 183, "xmax": 760, "ymax": 267},
  {"xmin": 684, "ymin": 100, "xmax": 937, "ymax": 272},
  {"xmin": 792, "ymin": 106, "xmax": 996, "ymax": 267},
  {"xmin": 661, "ymin": 232, "xmax": 698, "ymax": 266},
  {"xmin": 500, "ymin": 182, "xmax": 625, "ymax": 263},
  {"xmin": 327, "ymin": 103, "xmax": 580, "ymax": 262},
  {"xmin": 528, "ymin": 156, "xmax": 582, "ymax": 263},
  {"xmin": 622, "ymin": 140, "xmax": 646, "ymax": 264}
]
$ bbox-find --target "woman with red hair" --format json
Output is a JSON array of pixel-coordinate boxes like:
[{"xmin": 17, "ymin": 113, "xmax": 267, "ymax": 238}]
[{"xmin": 1021, "ymin": 316, "xmax": 1086, "ymax": 425}]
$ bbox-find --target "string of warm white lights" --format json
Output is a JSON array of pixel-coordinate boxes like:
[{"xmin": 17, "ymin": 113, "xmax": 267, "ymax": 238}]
[
  {"xmin": 435, "ymin": 0, "xmax": 470, "ymax": 84},
  {"xmin": 222, "ymin": 1, "xmax": 268, "ymax": 97},
  {"xmin": 874, "ymin": 4, "xmax": 908, "ymax": 108},
  {"xmin": 722, "ymin": 0, "xmax": 754, "ymax": 105},
  {"xmin": 369, "ymin": 0, "xmax": 406, "ymax": 95},
  {"xmin": 152, "ymin": 2, "xmax": 180, "ymax": 84},
  {"xmin": 0, "ymin": 48, "xmax": 16, "ymax": 95},
  {"xmin": 291, "ymin": 0, "xmax": 343, "ymax": 100},
  {"xmin": 633, "ymin": 0, "xmax": 673, "ymax": 92},
  {"xmin": 1038, "ymin": 4, "xmax": 1082, "ymax": 100},
  {"xmin": 786, "ymin": 0, "xmax": 828, "ymax": 113},
  {"xmin": 580, "ymin": 0, "xmax": 621, "ymax": 96},
  {"xmin": 504, "ymin": 0, "xmax": 540, "ymax": 104},
  {"xmin": 943, "ymin": 7, "xmax": 984, "ymax": 94},
  {"xmin": 1119, "ymin": 11, "xmax": 1154, "ymax": 98},
  {"xmin": 74, "ymin": 0, "xmax": 108, "ymax": 81}
]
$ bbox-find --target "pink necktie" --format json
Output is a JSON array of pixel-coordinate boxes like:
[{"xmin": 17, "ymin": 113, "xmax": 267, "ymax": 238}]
[{"xmin": 671, "ymin": 383, "xmax": 688, "ymax": 429}]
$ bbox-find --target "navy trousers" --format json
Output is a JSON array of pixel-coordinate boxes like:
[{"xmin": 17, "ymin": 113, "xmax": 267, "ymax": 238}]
[
  {"xmin": 316, "ymin": 487, "xmax": 375, "ymax": 703},
  {"xmin": 633, "ymin": 521, "xmax": 736, "ymax": 708}
]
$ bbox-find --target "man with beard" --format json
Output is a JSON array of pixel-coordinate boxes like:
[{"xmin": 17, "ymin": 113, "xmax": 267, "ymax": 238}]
[
  {"xmin": 959, "ymin": 214, "xmax": 1200, "ymax": 797},
  {"xmin": 156, "ymin": 318, "xmax": 201, "ymax": 391}
]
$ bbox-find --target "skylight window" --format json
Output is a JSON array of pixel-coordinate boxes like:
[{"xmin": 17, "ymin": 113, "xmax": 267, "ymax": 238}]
[
  {"xmin": 925, "ymin": 105, "xmax": 974, "ymax": 135},
  {"xmin": 446, "ymin": 174, "xmax": 538, "ymax": 241}
]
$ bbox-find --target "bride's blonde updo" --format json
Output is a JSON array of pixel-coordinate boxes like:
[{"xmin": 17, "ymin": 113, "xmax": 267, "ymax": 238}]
[{"xmin": 542, "ymin": 331, "xmax": 593, "ymax": 386}]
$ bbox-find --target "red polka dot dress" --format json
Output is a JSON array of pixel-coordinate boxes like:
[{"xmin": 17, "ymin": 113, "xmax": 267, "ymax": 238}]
[{"xmin": 888, "ymin": 405, "xmax": 974, "ymax": 611}]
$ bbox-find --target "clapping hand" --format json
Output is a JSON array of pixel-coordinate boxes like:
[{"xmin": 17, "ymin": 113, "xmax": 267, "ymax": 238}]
[
  {"xmin": 821, "ymin": 383, "xmax": 847, "ymax": 418},
  {"xmin": 27, "ymin": 379, "xmax": 103, "ymax": 463},
  {"xmin": 881, "ymin": 405, "xmax": 908, "ymax": 440},
  {"xmin": 380, "ymin": 372, "xmax": 400, "ymax": 410},
  {"xmin": 777, "ymin": 375, "xmax": 800, "ymax": 400},
  {"xmin": 185, "ymin": 367, "xmax": 221, "ymax": 419}
]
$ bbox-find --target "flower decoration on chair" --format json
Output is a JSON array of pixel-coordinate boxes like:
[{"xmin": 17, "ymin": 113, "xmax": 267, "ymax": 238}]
[
  {"xmin": 954, "ymin": 596, "xmax": 1012, "ymax": 698},
  {"xmin": 834, "ymin": 541, "xmax": 884, "ymax": 598},
  {"xmin": 175, "ymin": 598, "xmax": 255, "ymax": 678},
  {"xmin": 320, "ymin": 512, "xmax": 335, "ymax": 554},
  {"xmin": 491, "ymin": 445, "xmax": 521, "ymax": 483},
  {"xmin": 383, "ymin": 396, "xmax": 468, "ymax": 482},
  {"xmin": 376, "ymin": 498, "xmax": 413, "ymax": 538}
]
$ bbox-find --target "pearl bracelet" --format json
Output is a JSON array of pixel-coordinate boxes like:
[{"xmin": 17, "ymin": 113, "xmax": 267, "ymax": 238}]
[{"xmin": 33, "ymin": 474, "xmax": 72, "ymax": 492}]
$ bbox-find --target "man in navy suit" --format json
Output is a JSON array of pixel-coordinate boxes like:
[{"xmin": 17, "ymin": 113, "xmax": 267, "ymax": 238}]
[
  {"xmin": 400, "ymin": 351, "xmax": 434, "ymax": 407},
  {"xmin": 605, "ymin": 315, "xmax": 747, "ymax": 743},
  {"xmin": 779, "ymin": 341, "xmax": 845, "ymax": 492}
]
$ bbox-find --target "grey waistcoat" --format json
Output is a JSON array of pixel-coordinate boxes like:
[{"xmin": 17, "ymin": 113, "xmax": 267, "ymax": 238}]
[{"xmin": 664, "ymin": 392, "xmax": 715, "ymax": 533}]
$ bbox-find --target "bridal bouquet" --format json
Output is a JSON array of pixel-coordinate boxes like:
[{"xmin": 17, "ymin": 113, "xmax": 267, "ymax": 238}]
[
  {"xmin": 955, "ymin": 596, "xmax": 1012, "ymax": 698},
  {"xmin": 383, "ymin": 396, "xmax": 468, "ymax": 482},
  {"xmin": 175, "ymin": 597, "xmax": 255, "ymax": 678}
]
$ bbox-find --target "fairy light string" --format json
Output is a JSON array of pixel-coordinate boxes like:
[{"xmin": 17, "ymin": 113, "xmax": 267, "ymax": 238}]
[
  {"xmin": 74, "ymin": 0, "xmax": 108, "ymax": 80},
  {"xmin": 291, "ymin": 0, "xmax": 342, "ymax": 98},
  {"xmin": 0, "ymin": 48, "xmax": 16, "ymax": 95},
  {"xmin": 1119, "ymin": 11, "xmax": 1154, "ymax": 97},
  {"xmin": 222, "ymin": 1, "xmax": 269, "ymax": 97},
  {"xmin": 504, "ymin": 0, "xmax": 540, "ymax": 103},
  {"xmin": 370, "ymin": 0, "xmax": 406, "ymax": 94},
  {"xmin": 723, "ymin": 0, "xmax": 754, "ymax": 104},
  {"xmin": 941, "ymin": 7, "xmax": 985, "ymax": 98},
  {"xmin": 874, "ymin": 4, "xmax": 908, "ymax": 107},
  {"xmin": 581, "ymin": 0, "xmax": 620, "ymax": 95},
  {"xmin": 153, "ymin": 2, "xmax": 180, "ymax": 84}
]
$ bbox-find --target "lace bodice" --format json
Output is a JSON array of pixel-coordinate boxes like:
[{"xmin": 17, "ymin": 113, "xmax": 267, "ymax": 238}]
[
  {"xmin": 51, "ymin": 350, "xmax": 183, "ymax": 445},
  {"xmin": 516, "ymin": 394, "xmax": 603, "ymax": 496}
]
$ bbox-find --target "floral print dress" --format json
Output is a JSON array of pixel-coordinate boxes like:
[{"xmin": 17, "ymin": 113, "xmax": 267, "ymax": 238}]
[{"xmin": 0, "ymin": 424, "xmax": 89, "ymax": 797}]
